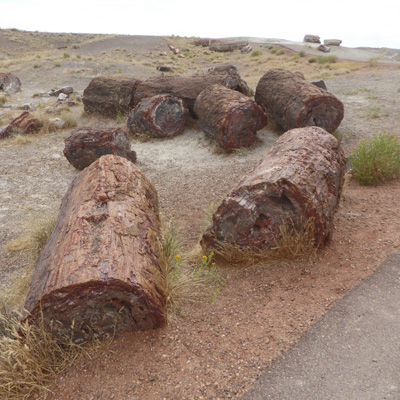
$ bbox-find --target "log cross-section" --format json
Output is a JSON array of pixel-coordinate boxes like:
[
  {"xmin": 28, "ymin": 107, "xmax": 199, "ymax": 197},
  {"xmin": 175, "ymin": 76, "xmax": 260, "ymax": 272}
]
[{"xmin": 24, "ymin": 155, "xmax": 166, "ymax": 341}]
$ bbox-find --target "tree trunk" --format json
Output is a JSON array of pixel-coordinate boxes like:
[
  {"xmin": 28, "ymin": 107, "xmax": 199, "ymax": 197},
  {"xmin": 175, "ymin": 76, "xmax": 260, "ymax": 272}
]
[
  {"xmin": 82, "ymin": 76, "xmax": 141, "ymax": 118},
  {"xmin": 255, "ymin": 69, "xmax": 344, "ymax": 133},
  {"xmin": 24, "ymin": 155, "xmax": 166, "ymax": 342},
  {"xmin": 0, "ymin": 111, "xmax": 42, "ymax": 139},
  {"xmin": 201, "ymin": 126, "xmax": 346, "ymax": 252},
  {"xmin": 0, "ymin": 72, "xmax": 21, "ymax": 94},
  {"xmin": 194, "ymin": 84, "xmax": 267, "ymax": 152},
  {"xmin": 207, "ymin": 64, "xmax": 250, "ymax": 96},
  {"xmin": 127, "ymin": 94, "xmax": 188, "ymax": 138},
  {"xmin": 209, "ymin": 40, "xmax": 249, "ymax": 52},
  {"xmin": 191, "ymin": 39, "xmax": 210, "ymax": 47},
  {"xmin": 324, "ymin": 39, "xmax": 342, "ymax": 46},
  {"xmin": 63, "ymin": 127, "xmax": 136, "ymax": 170},
  {"xmin": 134, "ymin": 73, "xmax": 249, "ymax": 118}
]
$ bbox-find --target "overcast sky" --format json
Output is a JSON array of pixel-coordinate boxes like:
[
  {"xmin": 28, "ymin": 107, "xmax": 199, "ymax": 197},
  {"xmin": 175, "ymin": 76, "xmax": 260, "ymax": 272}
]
[{"xmin": 1, "ymin": 0, "xmax": 398, "ymax": 49}]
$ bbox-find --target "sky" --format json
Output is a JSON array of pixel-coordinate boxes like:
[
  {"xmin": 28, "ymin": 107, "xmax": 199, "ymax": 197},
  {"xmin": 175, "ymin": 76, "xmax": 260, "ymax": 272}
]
[{"xmin": 1, "ymin": 0, "xmax": 399, "ymax": 49}]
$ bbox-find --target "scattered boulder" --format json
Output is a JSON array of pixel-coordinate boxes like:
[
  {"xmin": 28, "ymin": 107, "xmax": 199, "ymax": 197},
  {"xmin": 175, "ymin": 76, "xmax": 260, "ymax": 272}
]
[
  {"xmin": 49, "ymin": 118, "xmax": 65, "ymax": 129},
  {"xmin": 24, "ymin": 155, "xmax": 166, "ymax": 342},
  {"xmin": 255, "ymin": 69, "xmax": 344, "ymax": 133},
  {"xmin": 241, "ymin": 45, "xmax": 253, "ymax": 53},
  {"xmin": 156, "ymin": 66, "xmax": 173, "ymax": 72},
  {"xmin": 311, "ymin": 80, "xmax": 328, "ymax": 91},
  {"xmin": 201, "ymin": 126, "xmax": 346, "ymax": 252},
  {"xmin": 0, "ymin": 73, "xmax": 21, "ymax": 94},
  {"xmin": 127, "ymin": 94, "xmax": 188, "ymax": 138},
  {"xmin": 57, "ymin": 93, "xmax": 68, "ymax": 101},
  {"xmin": 318, "ymin": 44, "xmax": 331, "ymax": 53},
  {"xmin": 209, "ymin": 40, "xmax": 249, "ymax": 52},
  {"xmin": 159, "ymin": 51, "xmax": 168, "ymax": 56},
  {"xmin": 19, "ymin": 103, "xmax": 35, "ymax": 111},
  {"xmin": 303, "ymin": 34, "xmax": 321, "ymax": 44},
  {"xmin": 194, "ymin": 84, "xmax": 267, "ymax": 152},
  {"xmin": 49, "ymin": 86, "xmax": 74, "ymax": 96},
  {"xmin": 0, "ymin": 111, "xmax": 42, "ymax": 139},
  {"xmin": 63, "ymin": 127, "xmax": 136, "ymax": 170},
  {"xmin": 168, "ymin": 44, "xmax": 180, "ymax": 54},
  {"xmin": 324, "ymin": 39, "xmax": 342, "ymax": 46}
]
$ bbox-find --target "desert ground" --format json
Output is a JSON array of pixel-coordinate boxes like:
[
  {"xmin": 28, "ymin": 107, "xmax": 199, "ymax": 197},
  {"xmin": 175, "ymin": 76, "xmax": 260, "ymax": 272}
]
[{"xmin": 1, "ymin": 29, "xmax": 400, "ymax": 399}]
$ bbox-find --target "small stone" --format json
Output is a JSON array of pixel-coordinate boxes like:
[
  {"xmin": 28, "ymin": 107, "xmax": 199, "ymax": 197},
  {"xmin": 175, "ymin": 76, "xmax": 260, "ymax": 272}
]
[
  {"xmin": 49, "ymin": 118, "xmax": 65, "ymax": 129},
  {"xmin": 58, "ymin": 93, "xmax": 68, "ymax": 101}
]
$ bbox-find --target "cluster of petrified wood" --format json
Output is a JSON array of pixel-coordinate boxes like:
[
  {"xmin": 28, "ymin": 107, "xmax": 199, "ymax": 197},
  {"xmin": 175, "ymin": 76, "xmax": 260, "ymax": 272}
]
[{"xmin": 24, "ymin": 66, "xmax": 346, "ymax": 341}]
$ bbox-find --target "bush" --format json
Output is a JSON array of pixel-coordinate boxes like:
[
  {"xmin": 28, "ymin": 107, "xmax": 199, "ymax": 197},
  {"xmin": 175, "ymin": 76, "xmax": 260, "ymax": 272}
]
[
  {"xmin": 0, "ymin": 95, "xmax": 7, "ymax": 106},
  {"xmin": 275, "ymin": 49, "xmax": 285, "ymax": 56},
  {"xmin": 317, "ymin": 55, "xmax": 338, "ymax": 64},
  {"xmin": 308, "ymin": 57, "xmax": 317, "ymax": 63},
  {"xmin": 63, "ymin": 52, "xmax": 70, "ymax": 59},
  {"xmin": 349, "ymin": 132, "xmax": 400, "ymax": 185},
  {"xmin": 299, "ymin": 50, "xmax": 305, "ymax": 57},
  {"xmin": 250, "ymin": 50, "xmax": 262, "ymax": 57},
  {"xmin": 54, "ymin": 61, "xmax": 61, "ymax": 68}
]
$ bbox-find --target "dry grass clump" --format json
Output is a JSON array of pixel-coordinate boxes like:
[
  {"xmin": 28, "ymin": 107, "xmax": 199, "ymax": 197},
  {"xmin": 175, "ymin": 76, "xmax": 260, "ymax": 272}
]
[{"xmin": 60, "ymin": 111, "xmax": 77, "ymax": 129}]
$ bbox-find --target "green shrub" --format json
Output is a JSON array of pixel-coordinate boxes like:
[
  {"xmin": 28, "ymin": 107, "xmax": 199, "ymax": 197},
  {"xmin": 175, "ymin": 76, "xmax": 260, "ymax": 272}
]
[
  {"xmin": 317, "ymin": 55, "xmax": 338, "ymax": 64},
  {"xmin": 0, "ymin": 95, "xmax": 7, "ymax": 106},
  {"xmin": 270, "ymin": 48, "xmax": 277, "ymax": 54},
  {"xmin": 349, "ymin": 132, "xmax": 400, "ymax": 185},
  {"xmin": 250, "ymin": 50, "xmax": 262, "ymax": 57},
  {"xmin": 63, "ymin": 52, "xmax": 70, "ymax": 59},
  {"xmin": 308, "ymin": 57, "xmax": 317, "ymax": 63},
  {"xmin": 54, "ymin": 61, "xmax": 61, "ymax": 68},
  {"xmin": 275, "ymin": 49, "xmax": 285, "ymax": 56},
  {"xmin": 299, "ymin": 50, "xmax": 305, "ymax": 57}
]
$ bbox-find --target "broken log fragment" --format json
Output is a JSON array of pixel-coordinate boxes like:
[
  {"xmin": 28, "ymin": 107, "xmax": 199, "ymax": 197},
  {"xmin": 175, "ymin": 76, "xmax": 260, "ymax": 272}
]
[
  {"xmin": 207, "ymin": 64, "xmax": 250, "ymax": 96},
  {"xmin": 201, "ymin": 126, "xmax": 346, "ymax": 252},
  {"xmin": 82, "ymin": 76, "xmax": 141, "ymax": 117},
  {"xmin": 255, "ymin": 69, "xmax": 344, "ymax": 133},
  {"xmin": 127, "ymin": 94, "xmax": 188, "ymax": 138},
  {"xmin": 63, "ymin": 127, "xmax": 137, "ymax": 170},
  {"xmin": 24, "ymin": 155, "xmax": 166, "ymax": 342},
  {"xmin": 0, "ymin": 111, "xmax": 42, "ymax": 139},
  {"xmin": 303, "ymin": 34, "xmax": 321, "ymax": 43},
  {"xmin": 194, "ymin": 84, "xmax": 267, "ymax": 152},
  {"xmin": 191, "ymin": 38, "xmax": 210, "ymax": 47},
  {"xmin": 324, "ymin": 39, "xmax": 342, "ymax": 46},
  {"xmin": 209, "ymin": 40, "xmax": 249, "ymax": 52},
  {"xmin": 0, "ymin": 72, "xmax": 21, "ymax": 94}
]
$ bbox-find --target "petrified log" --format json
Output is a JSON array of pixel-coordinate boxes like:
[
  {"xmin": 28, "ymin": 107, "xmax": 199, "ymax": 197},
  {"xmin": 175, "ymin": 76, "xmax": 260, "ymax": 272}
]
[
  {"xmin": 49, "ymin": 86, "xmax": 74, "ymax": 96},
  {"xmin": 0, "ymin": 73, "xmax": 21, "ymax": 94},
  {"xmin": 0, "ymin": 111, "xmax": 42, "ymax": 139},
  {"xmin": 255, "ymin": 69, "xmax": 344, "ymax": 133},
  {"xmin": 168, "ymin": 44, "xmax": 180, "ymax": 54},
  {"xmin": 127, "ymin": 94, "xmax": 188, "ymax": 138},
  {"xmin": 134, "ymin": 73, "xmax": 249, "ymax": 118},
  {"xmin": 201, "ymin": 126, "xmax": 346, "ymax": 252},
  {"xmin": 156, "ymin": 65, "xmax": 173, "ymax": 72},
  {"xmin": 324, "ymin": 39, "xmax": 342, "ymax": 46},
  {"xmin": 24, "ymin": 155, "xmax": 166, "ymax": 341},
  {"xmin": 207, "ymin": 64, "xmax": 250, "ymax": 96},
  {"xmin": 318, "ymin": 44, "xmax": 331, "ymax": 53},
  {"xmin": 303, "ymin": 34, "xmax": 321, "ymax": 44},
  {"xmin": 194, "ymin": 84, "xmax": 267, "ymax": 152},
  {"xmin": 63, "ymin": 127, "xmax": 137, "ymax": 170},
  {"xmin": 311, "ymin": 80, "xmax": 328, "ymax": 91},
  {"xmin": 209, "ymin": 40, "xmax": 248, "ymax": 52},
  {"xmin": 82, "ymin": 76, "xmax": 141, "ymax": 117},
  {"xmin": 191, "ymin": 38, "xmax": 210, "ymax": 47}
]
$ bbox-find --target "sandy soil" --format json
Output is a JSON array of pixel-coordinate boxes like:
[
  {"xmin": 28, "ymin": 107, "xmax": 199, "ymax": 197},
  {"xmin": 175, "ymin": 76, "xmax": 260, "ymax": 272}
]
[{"xmin": 1, "ymin": 31, "xmax": 400, "ymax": 400}]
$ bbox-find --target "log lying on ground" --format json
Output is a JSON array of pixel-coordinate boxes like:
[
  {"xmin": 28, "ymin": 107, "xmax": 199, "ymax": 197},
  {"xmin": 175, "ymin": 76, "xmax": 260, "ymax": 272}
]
[
  {"xmin": 0, "ymin": 111, "xmax": 42, "ymax": 139},
  {"xmin": 255, "ymin": 69, "xmax": 344, "ymax": 133},
  {"xmin": 303, "ymin": 34, "xmax": 320, "ymax": 43},
  {"xmin": 0, "ymin": 72, "xmax": 21, "ymax": 94},
  {"xmin": 324, "ymin": 39, "xmax": 342, "ymax": 46},
  {"xmin": 191, "ymin": 38, "xmax": 210, "ymax": 47},
  {"xmin": 24, "ymin": 155, "xmax": 166, "ymax": 341},
  {"xmin": 201, "ymin": 126, "xmax": 346, "ymax": 252},
  {"xmin": 194, "ymin": 84, "xmax": 267, "ymax": 152},
  {"xmin": 127, "ymin": 94, "xmax": 188, "ymax": 138},
  {"xmin": 207, "ymin": 64, "xmax": 250, "ymax": 96},
  {"xmin": 209, "ymin": 40, "xmax": 249, "ymax": 52},
  {"xmin": 134, "ymin": 73, "xmax": 249, "ymax": 118},
  {"xmin": 82, "ymin": 76, "xmax": 141, "ymax": 117},
  {"xmin": 63, "ymin": 127, "xmax": 137, "ymax": 170}
]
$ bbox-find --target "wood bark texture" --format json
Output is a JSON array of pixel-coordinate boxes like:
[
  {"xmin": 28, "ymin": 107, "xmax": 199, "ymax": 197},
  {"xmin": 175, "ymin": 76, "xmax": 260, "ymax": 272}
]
[
  {"xmin": 63, "ymin": 127, "xmax": 137, "ymax": 170},
  {"xmin": 82, "ymin": 76, "xmax": 141, "ymax": 117},
  {"xmin": 207, "ymin": 64, "xmax": 250, "ymax": 96},
  {"xmin": 194, "ymin": 84, "xmax": 267, "ymax": 152},
  {"xmin": 209, "ymin": 40, "xmax": 249, "ymax": 52},
  {"xmin": 0, "ymin": 111, "xmax": 42, "ymax": 139},
  {"xmin": 255, "ymin": 69, "xmax": 344, "ymax": 133},
  {"xmin": 134, "ymin": 73, "xmax": 248, "ymax": 118},
  {"xmin": 24, "ymin": 155, "xmax": 166, "ymax": 341},
  {"xmin": 0, "ymin": 72, "xmax": 21, "ymax": 94},
  {"xmin": 201, "ymin": 126, "xmax": 346, "ymax": 252}
]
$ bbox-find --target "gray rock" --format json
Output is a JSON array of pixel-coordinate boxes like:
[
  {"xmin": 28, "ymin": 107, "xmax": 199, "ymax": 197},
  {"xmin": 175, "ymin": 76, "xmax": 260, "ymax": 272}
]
[
  {"xmin": 57, "ymin": 93, "xmax": 68, "ymax": 101},
  {"xmin": 19, "ymin": 103, "xmax": 35, "ymax": 111},
  {"xmin": 318, "ymin": 44, "xmax": 331, "ymax": 53},
  {"xmin": 324, "ymin": 39, "xmax": 342, "ymax": 46},
  {"xmin": 49, "ymin": 118, "xmax": 65, "ymax": 129},
  {"xmin": 303, "ymin": 34, "xmax": 321, "ymax": 44},
  {"xmin": 49, "ymin": 86, "xmax": 74, "ymax": 96},
  {"xmin": 241, "ymin": 45, "xmax": 253, "ymax": 53}
]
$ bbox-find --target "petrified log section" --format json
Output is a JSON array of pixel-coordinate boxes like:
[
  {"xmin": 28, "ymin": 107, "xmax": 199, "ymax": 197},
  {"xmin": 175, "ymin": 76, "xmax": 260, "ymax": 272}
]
[
  {"xmin": 324, "ymin": 39, "xmax": 342, "ymax": 46},
  {"xmin": 318, "ymin": 44, "xmax": 330, "ymax": 53},
  {"xmin": 194, "ymin": 84, "xmax": 267, "ymax": 152},
  {"xmin": 134, "ymin": 73, "xmax": 249, "ymax": 118},
  {"xmin": 303, "ymin": 34, "xmax": 320, "ymax": 43},
  {"xmin": 209, "ymin": 40, "xmax": 248, "ymax": 52},
  {"xmin": 201, "ymin": 126, "xmax": 346, "ymax": 252},
  {"xmin": 63, "ymin": 127, "xmax": 137, "ymax": 170},
  {"xmin": 207, "ymin": 64, "xmax": 250, "ymax": 96},
  {"xmin": 82, "ymin": 76, "xmax": 141, "ymax": 117},
  {"xmin": 127, "ymin": 94, "xmax": 188, "ymax": 138},
  {"xmin": 0, "ymin": 111, "xmax": 42, "ymax": 139},
  {"xmin": 191, "ymin": 38, "xmax": 210, "ymax": 47},
  {"xmin": 0, "ymin": 72, "xmax": 21, "ymax": 94},
  {"xmin": 311, "ymin": 80, "xmax": 328, "ymax": 91},
  {"xmin": 255, "ymin": 69, "xmax": 344, "ymax": 133},
  {"xmin": 24, "ymin": 155, "xmax": 166, "ymax": 341}
]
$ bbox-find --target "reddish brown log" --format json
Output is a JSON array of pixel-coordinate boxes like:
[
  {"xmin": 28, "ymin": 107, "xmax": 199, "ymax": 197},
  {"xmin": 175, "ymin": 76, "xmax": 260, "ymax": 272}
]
[
  {"xmin": 127, "ymin": 94, "xmax": 188, "ymax": 138},
  {"xmin": 209, "ymin": 40, "xmax": 249, "ymax": 52},
  {"xmin": 0, "ymin": 72, "xmax": 21, "ymax": 94},
  {"xmin": 0, "ymin": 111, "xmax": 42, "ymax": 139},
  {"xmin": 255, "ymin": 69, "xmax": 344, "ymax": 133},
  {"xmin": 134, "ymin": 73, "xmax": 249, "ymax": 118},
  {"xmin": 194, "ymin": 84, "xmax": 267, "ymax": 152},
  {"xmin": 207, "ymin": 64, "xmax": 250, "ymax": 96},
  {"xmin": 24, "ymin": 155, "xmax": 166, "ymax": 341},
  {"xmin": 201, "ymin": 126, "xmax": 346, "ymax": 252},
  {"xmin": 82, "ymin": 76, "xmax": 141, "ymax": 117},
  {"xmin": 63, "ymin": 127, "xmax": 137, "ymax": 170}
]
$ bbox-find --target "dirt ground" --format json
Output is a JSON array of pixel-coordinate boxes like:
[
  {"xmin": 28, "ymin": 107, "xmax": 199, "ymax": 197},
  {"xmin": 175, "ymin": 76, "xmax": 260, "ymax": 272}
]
[{"xmin": 1, "ymin": 30, "xmax": 400, "ymax": 400}]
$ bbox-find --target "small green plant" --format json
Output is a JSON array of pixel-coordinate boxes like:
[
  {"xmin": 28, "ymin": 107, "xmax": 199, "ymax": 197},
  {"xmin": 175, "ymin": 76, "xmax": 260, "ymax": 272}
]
[
  {"xmin": 267, "ymin": 45, "xmax": 274, "ymax": 50},
  {"xmin": 275, "ymin": 49, "xmax": 285, "ymax": 56},
  {"xmin": 366, "ymin": 105, "xmax": 382, "ymax": 119},
  {"xmin": 75, "ymin": 54, "xmax": 81, "ymax": 59},
  {"xmin": 35, "ymin": 54, "xmax": 41, "ymax": 59},
  {"xmin": 270, "ymin": 48, "xmax": 277, "ymax": 54},
  {"xmin": 250, "ymin": 50, "xmax": 262, "ymax": 57},
  {"xmin": 54, "ymin": 61, "xmax": 61, "ymax": 68},
  {"xmin": 60, "ymin": 111, "xmax": 77, "ymax": 128},
  {"xmin": 299, "ymin": 50, "xmax": 305, "ymax": 57},
  {"xmin": 349, "ymin": 132, "xmax": 400, "ymax": 185},
  {"xmin": 63, "ymin": 52, "xmax": 70, "ymax": 59},
  {"xmin": 290, "ymin": 55, "xmax": 300, "ymax": 61},
  {"xmin": 308, "ymin": 56, "xmax": 317, "ymax": 63},
  {"xmin": 317, "ymin": 55, "xmax": 338, "ymax": 64},
  {"xmin": 116, "ymin": 110, "xmax": 124, "ymax": 124},
  {"xmin": 0, "ymin": 95, "xmax": 7, "ymax": 106},
  {"xmin": 368, "ymin": 57, "xmax": 379, "ymax": 67}
]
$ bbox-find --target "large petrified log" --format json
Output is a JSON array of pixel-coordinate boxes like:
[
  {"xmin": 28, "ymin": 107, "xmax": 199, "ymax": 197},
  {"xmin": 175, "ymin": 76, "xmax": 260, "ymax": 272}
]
[
  {"xmin": 63, "ymin": 127, "xmax": 137, "ymax": 170},
  {"xmin": 207, "ymin": 64, "xmax": 250, "ymax": 96},
  {"xmin": 194, "ymin": 84, "xmax": 267, "ymax": 152},
  {"xmin": 24, "ymin": 155, "xmax": 166, "ymax": 341},
  {"xmin": 191, "ymin": 38, "xmax": 210, "ymax": 47},
  {"xmin": 255, "ymin": 69, "xmax": 344, "ymax": 133},
  {"xmin": 127, "ymin": 94, "xmax": 188, "ymax": 138},
  {"xmin": 201, "ymin": 126, "xmax": 346, "ymax": 252},
  {"xmin": 134, "ymin": 73, "xmax": 249, "ymax": 118},
  {"xmin": 303, "ymin": 34, "xmax": 321, "ymax": 43},
  {"xmin": 0, "ymin": 72, "xmax": 21, "ymax": 94},
  {"xmin": 0, "ymin": 111, "xmax": 42, "ymax": 139},
  {"xmin": 209, "ymin": 40, "xmax": 249, "ymax": 52},
  {"xmin": 82, "ymin": 76, "xmax": 141, "ymax": 117},
  {"xmin": 324, "ymin": 39, "xmax": 342, "ymax": 46}
]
